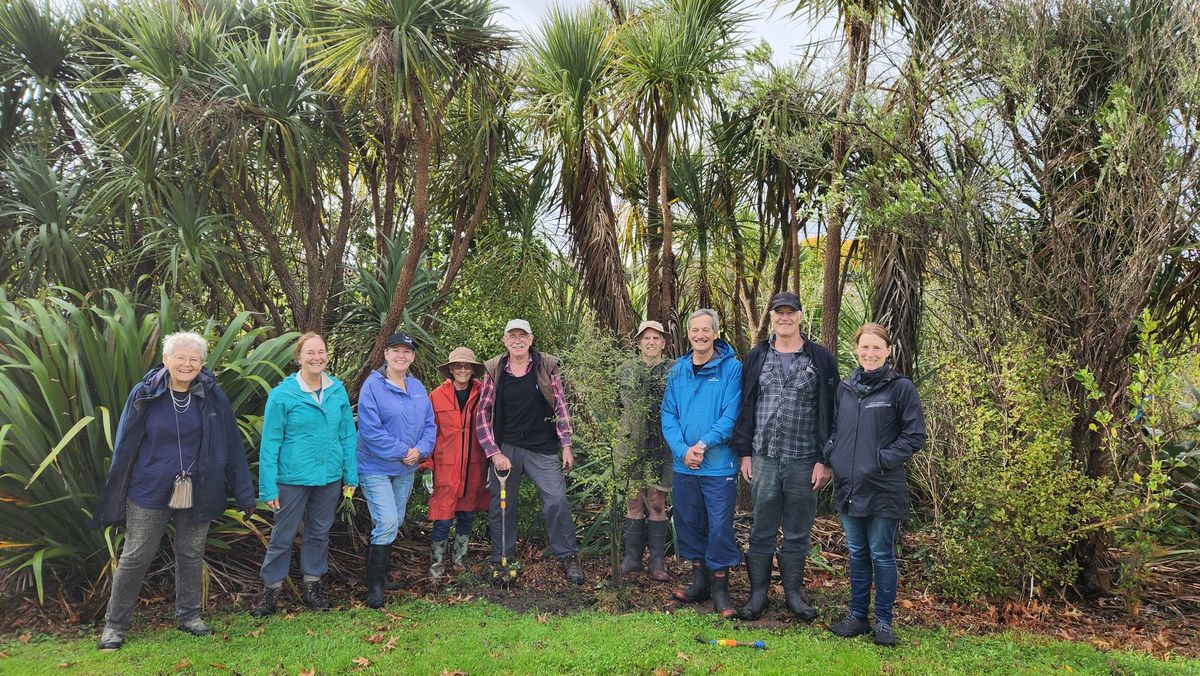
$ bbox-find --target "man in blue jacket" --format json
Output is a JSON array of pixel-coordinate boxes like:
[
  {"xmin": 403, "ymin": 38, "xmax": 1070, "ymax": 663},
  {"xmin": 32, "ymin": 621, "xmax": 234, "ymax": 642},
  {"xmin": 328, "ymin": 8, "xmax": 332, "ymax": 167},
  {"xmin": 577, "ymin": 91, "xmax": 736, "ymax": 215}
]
[{"xmin": 662, "ymin": 309, "xmax": 743, "ymax": 618}]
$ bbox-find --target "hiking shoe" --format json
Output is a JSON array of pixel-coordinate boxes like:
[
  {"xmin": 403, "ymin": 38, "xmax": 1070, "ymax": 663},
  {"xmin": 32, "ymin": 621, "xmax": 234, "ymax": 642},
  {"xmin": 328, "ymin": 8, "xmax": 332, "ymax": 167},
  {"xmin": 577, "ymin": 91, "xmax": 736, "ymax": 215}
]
[
  {"xmin": 830, "ymin": 614, "xmax": 871, "ymax": 638},
  {"xmin": 874, "ymin": 622, "xmax": 897, "ymax": 647},
  {"xmin": 562, "ymin": 555, "xmax": 585, "ymax": 585},
  {"xmin": 302, "ymin": 579, "xmax": 332, "ymax": 610},
  {"xmin": 96, "ymin": 627, "xmax": 123, "ymax": 651},
  {"xmin": 249, "ymin": 585, "xmax": 281, "ymax": 618},
  {"xmin": 177, "ymin": 618, "xmax": 213, "ymax": 636}
]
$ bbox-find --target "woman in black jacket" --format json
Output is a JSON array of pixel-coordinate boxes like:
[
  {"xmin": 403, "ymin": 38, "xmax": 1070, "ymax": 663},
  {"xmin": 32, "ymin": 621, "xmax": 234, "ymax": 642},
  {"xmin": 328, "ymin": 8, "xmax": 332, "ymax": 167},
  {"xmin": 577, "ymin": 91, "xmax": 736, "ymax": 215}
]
[
  {"xmin": 94, "ymin": 332, "xmax": 256, "ymax": 651},
  {"xmin": 823, "ymin": 323, "xmax": 926, "ymax": 647}
]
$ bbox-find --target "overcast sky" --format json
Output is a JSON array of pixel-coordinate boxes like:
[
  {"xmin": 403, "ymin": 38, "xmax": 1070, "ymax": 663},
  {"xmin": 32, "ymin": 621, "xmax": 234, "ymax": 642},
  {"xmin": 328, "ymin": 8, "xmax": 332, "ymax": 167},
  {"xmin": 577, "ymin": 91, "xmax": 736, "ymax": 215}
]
[{"xmin": 497, "ymin": 0, "xmax": 841, "ymax": 66}]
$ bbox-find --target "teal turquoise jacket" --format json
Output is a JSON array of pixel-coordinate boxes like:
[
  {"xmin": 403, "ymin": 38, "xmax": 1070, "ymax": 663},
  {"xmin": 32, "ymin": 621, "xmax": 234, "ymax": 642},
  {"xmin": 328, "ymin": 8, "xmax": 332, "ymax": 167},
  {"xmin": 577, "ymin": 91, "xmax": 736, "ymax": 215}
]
[{"xmin": 258, "ymin": 373, "xmax": 358, "ymax": 502}]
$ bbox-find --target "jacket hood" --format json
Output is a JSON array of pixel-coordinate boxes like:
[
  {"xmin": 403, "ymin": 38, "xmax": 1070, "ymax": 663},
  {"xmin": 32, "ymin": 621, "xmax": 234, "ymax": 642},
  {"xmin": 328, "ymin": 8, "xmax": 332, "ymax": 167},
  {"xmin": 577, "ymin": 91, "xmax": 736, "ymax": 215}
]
[{"xmin": 679, "ymin": 339, "xmax": 736, "ymax": 372}]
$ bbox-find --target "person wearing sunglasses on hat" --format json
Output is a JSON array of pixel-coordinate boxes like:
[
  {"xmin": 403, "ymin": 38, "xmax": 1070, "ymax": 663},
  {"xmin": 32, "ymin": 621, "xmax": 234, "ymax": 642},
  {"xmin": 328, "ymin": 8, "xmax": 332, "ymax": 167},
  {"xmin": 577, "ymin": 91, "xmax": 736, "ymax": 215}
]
[
  {"xmin": 355, "ymin": 332, "xmax": 436, "ymax": 608},
  {"xmin": 424, "ymin": 347, "xmax": 490, "ymax": 582}
]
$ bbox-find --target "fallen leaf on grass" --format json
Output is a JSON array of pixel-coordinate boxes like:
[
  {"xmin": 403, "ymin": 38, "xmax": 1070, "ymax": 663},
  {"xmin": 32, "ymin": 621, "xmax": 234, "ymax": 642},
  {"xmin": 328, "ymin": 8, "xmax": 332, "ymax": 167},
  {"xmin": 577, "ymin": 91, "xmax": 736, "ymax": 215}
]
[
  {"xmin": 248, "ymin": 628, "xmax": 264, "ymax": 638},
  {"xmin": 676, "ymin": 652, "xmax": 690, "ymax": 661},
  {"xmin": 897, "ymin": 599, "xmax": 914, "ymax": 609},
  {"xmin": 536, "ymin": 613, "xmax": 548, "ymax": 624},
  {"xmin": 171, "ymin": 658, "xmax": 190, "ymax": 672},
  {"xmin": 0, "ymin": 651, "xmax": 9, "ymax": 658},
  {"xmin": 366, "ymin": 634, "xmax": 385, "ymax": 644},
  {"xmin": 58, "ymin": 662, "xmax": 75, "ymax": 669},
  {"xmin": 18, "ymin": 634, "xmax": 31, "ymax": 644},
  {"xmin": 305, "ymin": 628, "xmax": 315, "ymax": 637},
  {"xmin": 440, "ymin": 671, "xmax": 466, "ymax": 676},
  {"xmin": 298, "ymin": 667, "xmax": 316, "ymax": 676},
  {"xmin": 352, "ymin": 656, "xmax": 371, "ymax": 668},
  {"xmin": 209, "ymin": 664, "xmax": 227, "ymax": 670},
  {"xmin": 381, "ymin": 636, "xmax": 399, "ymax": 652},
  {"xmin": 654, "ymin": 669, "xmax": 669, "ymax": 676}
]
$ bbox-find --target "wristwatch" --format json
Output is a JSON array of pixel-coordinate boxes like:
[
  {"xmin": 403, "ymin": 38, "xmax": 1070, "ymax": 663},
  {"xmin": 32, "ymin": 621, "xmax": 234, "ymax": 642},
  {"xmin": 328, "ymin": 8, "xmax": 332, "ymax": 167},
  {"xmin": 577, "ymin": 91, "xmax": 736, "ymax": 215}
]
[{"xmin": 696, "ymin": 440, "xmax": 708, "ymax": 453}]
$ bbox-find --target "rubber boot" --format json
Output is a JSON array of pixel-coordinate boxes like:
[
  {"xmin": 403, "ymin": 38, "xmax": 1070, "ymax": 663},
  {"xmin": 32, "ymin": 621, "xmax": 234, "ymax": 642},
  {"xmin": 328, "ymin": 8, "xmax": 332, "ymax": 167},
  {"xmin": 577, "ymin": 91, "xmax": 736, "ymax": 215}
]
[
  {"xmin": 451, "ymin": 533, "xmax": 470, "ymax": 570},
  {"xmin": 777, "ymin": 552, "xmax": 817, "ymax": 621},
  {"xmin": 646, "ymin": 520, "xmax": 671, "ymax": 582},
  {"xmin": 430, "ymin": 539, "xmax": 448, "ymax": 582},
  {"xmin": 620, "ymin": 517, "xmax": 647, "ymax": 575},
  {"xmin": 673, "ymin": 561, "xmax": 710, "ymax": 603},
  {"xmin": 709, "ymin": 568, "xmax": 738, "ymax": 619},
  {"xmin": 738, "ymin": 552, "xmax": 773, "ymax": 620},
  {"xmin": 365, "ymin": 544, "xmax": 391, "ymax": 609}
]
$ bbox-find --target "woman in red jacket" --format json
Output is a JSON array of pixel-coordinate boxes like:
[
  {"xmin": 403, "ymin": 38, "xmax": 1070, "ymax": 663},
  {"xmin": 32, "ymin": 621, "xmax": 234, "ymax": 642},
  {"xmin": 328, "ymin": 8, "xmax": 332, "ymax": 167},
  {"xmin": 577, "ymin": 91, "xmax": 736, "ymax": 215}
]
[{"xmin": 426, "ymin": 347, "xmax": 491, "ymax": 581}]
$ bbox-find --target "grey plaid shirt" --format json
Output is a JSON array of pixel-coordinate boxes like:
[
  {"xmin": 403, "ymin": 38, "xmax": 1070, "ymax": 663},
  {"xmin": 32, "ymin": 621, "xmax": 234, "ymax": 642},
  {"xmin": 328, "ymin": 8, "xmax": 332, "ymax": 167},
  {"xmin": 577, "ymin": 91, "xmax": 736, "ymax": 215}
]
[{"xmin": 752, "ymin": 338, "xmax": 819, "ymax": 459}]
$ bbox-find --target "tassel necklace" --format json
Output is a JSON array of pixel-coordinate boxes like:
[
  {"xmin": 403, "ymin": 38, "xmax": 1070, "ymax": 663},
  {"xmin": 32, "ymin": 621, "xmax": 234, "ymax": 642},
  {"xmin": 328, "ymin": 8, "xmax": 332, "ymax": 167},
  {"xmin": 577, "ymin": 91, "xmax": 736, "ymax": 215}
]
[{"xmin": 168, "ymin": 386, "xmax": 197, "ymax": 509}]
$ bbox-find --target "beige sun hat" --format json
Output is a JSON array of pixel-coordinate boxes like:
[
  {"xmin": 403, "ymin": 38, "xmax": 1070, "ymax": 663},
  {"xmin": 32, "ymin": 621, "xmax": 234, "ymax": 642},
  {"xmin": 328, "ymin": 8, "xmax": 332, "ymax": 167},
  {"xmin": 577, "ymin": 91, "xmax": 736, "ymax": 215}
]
[
  {"xmin": 632, "ymin": 319, "xmax": 668, "ymax": 340},
  {"xmin": 437, "ymin": 346, "xmax": 485, "ymax": 380}
]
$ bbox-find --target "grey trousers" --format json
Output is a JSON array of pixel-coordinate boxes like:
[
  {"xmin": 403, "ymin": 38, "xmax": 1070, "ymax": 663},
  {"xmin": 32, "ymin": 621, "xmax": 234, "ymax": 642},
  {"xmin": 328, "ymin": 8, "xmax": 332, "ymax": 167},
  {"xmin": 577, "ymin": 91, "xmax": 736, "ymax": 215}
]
[
  {"xmin": 103, "ymin": 501, "xmax": 210, "ymax": 632},
  {"xmin": 488, "ymin": 443, "xmax": 578, "ymax": 563},
  {"xmin": 747, "ymin": 455, "xmax": 819, "ymax": 557},
  {"xmin": 260, "ymin": 481, "xmax": 340, "ymax": 585}
]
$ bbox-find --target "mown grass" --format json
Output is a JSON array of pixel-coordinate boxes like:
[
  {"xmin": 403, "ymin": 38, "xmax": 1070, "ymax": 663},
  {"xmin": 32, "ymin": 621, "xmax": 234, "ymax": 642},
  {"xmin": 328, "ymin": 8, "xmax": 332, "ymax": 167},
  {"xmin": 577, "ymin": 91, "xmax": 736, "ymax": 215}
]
[{"xmin": 1, "ymin": 599, "xmax": 1196, "ymax": 675}]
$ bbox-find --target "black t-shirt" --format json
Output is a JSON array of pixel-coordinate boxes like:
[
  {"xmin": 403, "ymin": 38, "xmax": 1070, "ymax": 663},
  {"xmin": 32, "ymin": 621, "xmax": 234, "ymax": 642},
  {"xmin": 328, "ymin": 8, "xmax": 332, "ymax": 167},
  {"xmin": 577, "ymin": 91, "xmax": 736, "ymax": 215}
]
[{"xmin": 455, "ymin": 386, "xmax": 470, "ymax": 411}]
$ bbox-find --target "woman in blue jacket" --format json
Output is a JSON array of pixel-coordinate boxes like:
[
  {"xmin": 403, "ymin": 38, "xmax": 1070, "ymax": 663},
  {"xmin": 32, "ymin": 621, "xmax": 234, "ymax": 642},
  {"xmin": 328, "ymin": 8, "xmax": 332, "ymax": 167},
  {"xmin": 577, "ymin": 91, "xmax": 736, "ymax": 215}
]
[
  {"xmin": 356, "ymin": 332, "xmax": 436, "ymax": 608},
  {"xmin": 95, "ymin": 332, "xmax": 255, "ymax": 651},
  {"xmin": 824, "ymin": 323, "xmax": 926, "ymax": 647},
  {"xmin": 250, "ymin": 333, "xmax": 358, "ymax": 617}
]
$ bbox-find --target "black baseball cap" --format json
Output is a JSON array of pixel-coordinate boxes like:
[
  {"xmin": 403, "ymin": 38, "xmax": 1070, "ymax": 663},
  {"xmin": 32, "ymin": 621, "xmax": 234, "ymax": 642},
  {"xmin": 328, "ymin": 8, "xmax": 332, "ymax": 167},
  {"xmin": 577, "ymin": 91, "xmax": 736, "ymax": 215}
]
[
  {"xmin": 385, "ymin": 332, "xmax": 417, "ymax": 349},
  {"xmin": 768, "ymin": 292, "xmax": 802, "ymax": 312}
]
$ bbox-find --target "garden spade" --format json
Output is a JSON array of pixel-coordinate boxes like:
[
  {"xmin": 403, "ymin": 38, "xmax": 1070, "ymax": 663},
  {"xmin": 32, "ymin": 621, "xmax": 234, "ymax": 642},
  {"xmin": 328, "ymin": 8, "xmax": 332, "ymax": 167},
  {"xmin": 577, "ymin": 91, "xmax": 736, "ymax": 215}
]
[{"xmin": 491, "ymin": 467, "xmax": 518, "ymax": 588}]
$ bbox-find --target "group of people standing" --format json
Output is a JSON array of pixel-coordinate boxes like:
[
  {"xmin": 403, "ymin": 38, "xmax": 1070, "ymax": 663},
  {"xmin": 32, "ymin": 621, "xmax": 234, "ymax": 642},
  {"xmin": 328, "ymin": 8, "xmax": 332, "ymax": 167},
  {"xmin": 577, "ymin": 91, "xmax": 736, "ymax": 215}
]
[
  {"xmin": 94, "ymin": 319, "xmax": 583, "ymax": 650},
  {"xmin": 92, "ymin": 293, "xmax": 924, "ymax": 651},
  {"xmin": 617, "ymin": 292, "xmax": 926, "ymax": 647}
]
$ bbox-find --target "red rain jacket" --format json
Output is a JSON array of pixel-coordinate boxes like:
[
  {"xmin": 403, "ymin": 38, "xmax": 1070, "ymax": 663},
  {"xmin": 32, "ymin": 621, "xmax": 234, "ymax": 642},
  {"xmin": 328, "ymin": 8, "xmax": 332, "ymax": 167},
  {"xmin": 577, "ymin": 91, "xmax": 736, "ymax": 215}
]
[{"xmin": 425, "ymin": 379, "xmax": 490, "ymax": 520}]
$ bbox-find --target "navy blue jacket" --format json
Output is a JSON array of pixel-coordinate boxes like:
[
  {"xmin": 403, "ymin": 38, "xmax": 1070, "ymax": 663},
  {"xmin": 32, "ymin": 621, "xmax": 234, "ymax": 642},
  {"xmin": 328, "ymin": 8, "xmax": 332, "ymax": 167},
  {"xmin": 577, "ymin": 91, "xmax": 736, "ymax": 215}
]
[{"xmin": 94, "ymin": 366, "xmax": 256, "ymax": 526}]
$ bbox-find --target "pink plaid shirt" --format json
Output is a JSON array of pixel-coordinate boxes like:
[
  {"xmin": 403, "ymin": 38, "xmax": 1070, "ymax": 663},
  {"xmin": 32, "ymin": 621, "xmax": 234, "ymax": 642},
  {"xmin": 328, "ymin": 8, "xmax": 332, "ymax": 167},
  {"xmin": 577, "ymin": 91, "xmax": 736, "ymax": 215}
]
[{"xmin": 474, "ymin": 358, "xmax": 572, "ymax": 457}]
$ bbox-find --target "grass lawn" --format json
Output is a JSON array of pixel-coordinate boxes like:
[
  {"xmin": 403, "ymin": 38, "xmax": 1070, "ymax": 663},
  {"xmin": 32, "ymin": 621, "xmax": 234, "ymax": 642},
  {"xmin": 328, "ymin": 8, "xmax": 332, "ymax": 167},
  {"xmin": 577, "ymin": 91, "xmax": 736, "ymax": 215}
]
[{"xmin": 1, "ymin": 599, "xmax": 1196, "ymax": 675}]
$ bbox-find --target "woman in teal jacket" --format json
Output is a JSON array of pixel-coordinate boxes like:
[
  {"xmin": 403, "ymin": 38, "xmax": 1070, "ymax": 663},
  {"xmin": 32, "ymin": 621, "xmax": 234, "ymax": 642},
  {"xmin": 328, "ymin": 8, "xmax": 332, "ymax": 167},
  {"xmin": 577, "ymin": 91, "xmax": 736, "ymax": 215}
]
[{"xmin": 250, "ymin": 333, "xmax": 358, "ymax": 617}]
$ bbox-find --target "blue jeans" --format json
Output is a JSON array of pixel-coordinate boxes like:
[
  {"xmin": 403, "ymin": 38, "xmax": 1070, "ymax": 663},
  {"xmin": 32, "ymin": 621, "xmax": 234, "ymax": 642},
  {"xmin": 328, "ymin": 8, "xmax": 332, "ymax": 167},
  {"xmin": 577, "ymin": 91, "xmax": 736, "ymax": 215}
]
[
  {"xmin": 840, "ymin": 513, "xmax": 900, "ymax": 625},
  {"xmin": 361, "ymin": 473, "xmax": 416, "ymax": 545},
  {"xmin": 431, "ymin": 511, "xmax": 476, "ymax": 542},
  {"xmin": 747, "ymin": 456, "xmax": 818, "ymax": 557},
  {"xmin": 672, "ymin": 473, "xmax": 741, "ymax": 571}
]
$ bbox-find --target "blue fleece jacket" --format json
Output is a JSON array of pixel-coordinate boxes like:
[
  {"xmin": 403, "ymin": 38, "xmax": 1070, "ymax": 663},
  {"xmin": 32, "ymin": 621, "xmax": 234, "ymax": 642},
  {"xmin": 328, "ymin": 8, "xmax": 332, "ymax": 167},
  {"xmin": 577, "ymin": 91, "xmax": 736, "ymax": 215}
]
[
  {"xmin": 661, "ymin": 340, "xmax": 743, "ymax": 477},
  {"xmin": 356, "ymin": 368, "xmax": 436, "ymax": 477},
  {"xmin": 258, "ymin": 373, "xmax": 358, "ymax": 502}
]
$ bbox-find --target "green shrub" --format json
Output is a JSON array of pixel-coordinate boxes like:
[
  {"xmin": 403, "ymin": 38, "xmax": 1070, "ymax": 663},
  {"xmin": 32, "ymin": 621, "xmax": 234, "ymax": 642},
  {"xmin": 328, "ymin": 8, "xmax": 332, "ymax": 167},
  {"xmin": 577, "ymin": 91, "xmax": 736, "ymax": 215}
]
[
  {"xmin": 923, "ymin": 339, "xmax": 1116, "ymax": 601},
  {"xmin": 0, "ymin": 287, "xmax": 295, "ymax": 602}
]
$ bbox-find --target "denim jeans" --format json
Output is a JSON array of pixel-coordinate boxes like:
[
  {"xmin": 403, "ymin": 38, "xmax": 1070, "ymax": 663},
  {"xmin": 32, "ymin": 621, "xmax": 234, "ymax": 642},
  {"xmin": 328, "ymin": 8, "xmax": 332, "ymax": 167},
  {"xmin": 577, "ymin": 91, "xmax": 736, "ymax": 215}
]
[
  {"xmin": 431, "ymin": 511, "xmax": 476, "ymax": 542},
  {"xmin": 361, "ymin": 473, "xmax": 417, "ymax": 545},
  {"xmin": 840, "ymin": 513, "xmax": 900, "ymax": 625},
  {"xmin": 104, "ymin": 501, "xmax": 210, "ymax": 633},
  {"xmin": 260, "ymin": 481, "xmax": 340, "ymax": 585},
  {"xmin": 672, "ymin": 473, "xmax": 741, "ymax": 571},
  {"xmin": 747, "ymin": 455, "xmax": 818, "ymax": 557}
]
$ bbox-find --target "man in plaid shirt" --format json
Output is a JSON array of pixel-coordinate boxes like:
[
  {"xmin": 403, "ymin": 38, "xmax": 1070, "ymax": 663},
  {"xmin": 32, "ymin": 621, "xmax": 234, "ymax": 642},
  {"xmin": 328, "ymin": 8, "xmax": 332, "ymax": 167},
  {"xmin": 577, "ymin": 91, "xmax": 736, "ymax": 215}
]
[
  {"xmin": 731, "ymin": 292, "xmax": 839, "ymax": 621},
  {"xmin": 475, "ymin": 319, "xmax": 584, "ymax": 585}
]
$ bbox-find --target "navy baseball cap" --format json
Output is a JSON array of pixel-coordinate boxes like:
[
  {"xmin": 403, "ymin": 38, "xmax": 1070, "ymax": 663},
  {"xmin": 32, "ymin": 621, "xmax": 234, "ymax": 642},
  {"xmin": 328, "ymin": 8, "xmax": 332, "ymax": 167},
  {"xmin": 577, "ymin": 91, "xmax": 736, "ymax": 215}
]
[{"xmin": 385, "ymin": 332, "xmax": 417, "ymax": 349}]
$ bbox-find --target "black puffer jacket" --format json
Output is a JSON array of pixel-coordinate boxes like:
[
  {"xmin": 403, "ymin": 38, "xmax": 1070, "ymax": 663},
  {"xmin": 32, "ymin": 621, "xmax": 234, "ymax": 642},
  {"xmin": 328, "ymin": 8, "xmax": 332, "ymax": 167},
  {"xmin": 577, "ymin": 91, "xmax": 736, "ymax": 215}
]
[{"xmin": 822, "ymin": 365, "xmax": 926, "ymax": 520}]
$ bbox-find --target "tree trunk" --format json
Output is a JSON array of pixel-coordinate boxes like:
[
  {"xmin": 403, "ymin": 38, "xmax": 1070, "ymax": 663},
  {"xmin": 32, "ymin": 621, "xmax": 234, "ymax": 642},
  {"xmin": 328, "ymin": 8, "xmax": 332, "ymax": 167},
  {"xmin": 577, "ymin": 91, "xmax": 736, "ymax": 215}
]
[{"xmin": 821, "ymin": 18, "xmax": 871, "ymax": 350}]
